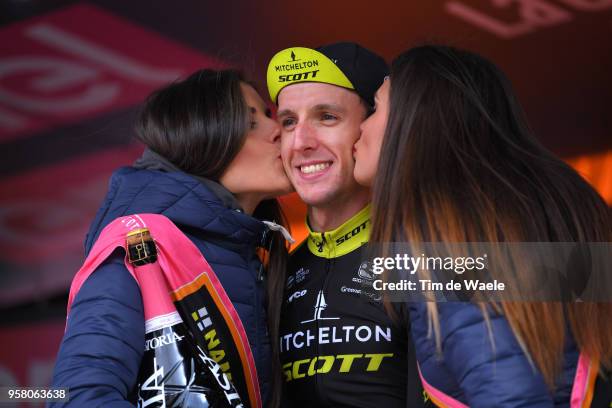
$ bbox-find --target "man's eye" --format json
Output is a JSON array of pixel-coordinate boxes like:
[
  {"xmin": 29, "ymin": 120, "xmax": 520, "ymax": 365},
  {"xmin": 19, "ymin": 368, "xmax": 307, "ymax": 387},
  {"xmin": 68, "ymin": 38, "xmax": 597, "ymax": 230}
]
[
  {"xmin": 250, "ymin": 121, "xmax": 257, "ymax": 129},
  {"xmin": 281, "ymin": 118, "xmax": 296, "ymax": 129},
  {"xmin": 321, "ymin": 113, "xmax": 338, "ymax": 121}
]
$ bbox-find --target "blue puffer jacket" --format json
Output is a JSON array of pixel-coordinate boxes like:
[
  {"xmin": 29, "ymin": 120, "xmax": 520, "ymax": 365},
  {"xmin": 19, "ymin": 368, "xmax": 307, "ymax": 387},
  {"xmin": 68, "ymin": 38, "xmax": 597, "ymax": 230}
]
[
  {"xmin": 50, "ymin": 167, "xmax": 272, "ymax": 407},
  {"xmin": 410, "ymin": 302, "xmax": 581, "ymax": 407}
]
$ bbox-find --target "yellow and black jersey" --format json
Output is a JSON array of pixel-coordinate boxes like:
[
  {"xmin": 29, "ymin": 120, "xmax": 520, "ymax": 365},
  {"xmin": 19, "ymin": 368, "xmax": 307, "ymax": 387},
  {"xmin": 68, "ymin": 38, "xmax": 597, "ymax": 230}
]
[{"xmin": 279, "ymin": 205, "xmax": 426, "ymax": 407}]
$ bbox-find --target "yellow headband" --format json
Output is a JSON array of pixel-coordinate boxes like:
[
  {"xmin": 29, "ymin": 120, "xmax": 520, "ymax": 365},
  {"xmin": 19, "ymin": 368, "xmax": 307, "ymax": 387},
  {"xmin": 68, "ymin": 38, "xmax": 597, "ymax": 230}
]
[{"xmin": 267, "ymin": 47, "xmax": 354, "ymax": 103}]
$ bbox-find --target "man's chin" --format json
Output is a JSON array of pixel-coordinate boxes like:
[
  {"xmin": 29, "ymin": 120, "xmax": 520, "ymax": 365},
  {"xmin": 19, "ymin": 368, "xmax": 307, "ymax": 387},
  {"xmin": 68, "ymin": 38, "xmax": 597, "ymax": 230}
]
[{"xmin": 293, "ymin": 189, "xmax": 336, "ymax": 208}]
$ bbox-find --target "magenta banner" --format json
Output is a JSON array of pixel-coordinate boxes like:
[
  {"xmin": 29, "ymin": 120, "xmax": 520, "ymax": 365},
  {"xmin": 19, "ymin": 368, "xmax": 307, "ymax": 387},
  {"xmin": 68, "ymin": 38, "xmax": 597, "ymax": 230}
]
[{"xmin": 0, "ymin": 3, "xmax": 225, "ymax": 141}]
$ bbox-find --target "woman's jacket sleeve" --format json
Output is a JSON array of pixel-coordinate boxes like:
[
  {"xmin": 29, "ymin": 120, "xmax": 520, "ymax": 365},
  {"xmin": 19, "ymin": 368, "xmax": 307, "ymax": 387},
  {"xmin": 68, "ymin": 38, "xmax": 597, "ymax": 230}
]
[
  {"xmin": 49, "ymin": 252, "xmax": 144, "ymax": 407},
  {"xmin": 411, "ymin": 302, "xmax": 554, "ymax": 407}
]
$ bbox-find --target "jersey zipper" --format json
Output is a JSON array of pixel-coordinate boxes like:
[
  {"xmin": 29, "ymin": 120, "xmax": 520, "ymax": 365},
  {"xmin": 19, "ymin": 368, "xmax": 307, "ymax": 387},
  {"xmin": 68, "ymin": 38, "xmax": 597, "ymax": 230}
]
[{"xmin": 316, "ymin": 232, "xmax": 335, "ymax": 406}]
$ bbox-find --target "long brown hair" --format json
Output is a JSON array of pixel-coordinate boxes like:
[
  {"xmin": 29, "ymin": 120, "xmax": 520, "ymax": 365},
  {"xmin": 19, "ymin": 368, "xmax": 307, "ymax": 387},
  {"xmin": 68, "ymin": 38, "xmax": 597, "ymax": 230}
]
[
  {"xmin": 137, "ymin": 69, "xmax": 288, "ymax": 406},
  {"xmin": 254, "ymin": 200, "xmax": 288, "ymax": 408},
  {"xmin": 370, "ymin": 45, "xmax": 611, "ymax": 387},
  {"xmin": 136, "ymin": 69, "xmax": 248, "ymax": 179}
]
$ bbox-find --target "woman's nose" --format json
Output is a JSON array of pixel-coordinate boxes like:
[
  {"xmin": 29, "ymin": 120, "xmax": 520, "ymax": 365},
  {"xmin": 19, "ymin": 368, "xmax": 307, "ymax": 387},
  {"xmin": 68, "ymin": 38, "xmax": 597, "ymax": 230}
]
[{"xmin": 271, "ymin": 121, "xmax": 281, "ymax": 143}]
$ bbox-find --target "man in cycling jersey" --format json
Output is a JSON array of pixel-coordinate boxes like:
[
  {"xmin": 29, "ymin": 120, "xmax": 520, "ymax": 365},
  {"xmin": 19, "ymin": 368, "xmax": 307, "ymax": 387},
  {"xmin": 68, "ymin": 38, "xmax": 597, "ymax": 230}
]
[{"xmin": 267, "ymin": 42, "xmax": 425, "ymax": 407}]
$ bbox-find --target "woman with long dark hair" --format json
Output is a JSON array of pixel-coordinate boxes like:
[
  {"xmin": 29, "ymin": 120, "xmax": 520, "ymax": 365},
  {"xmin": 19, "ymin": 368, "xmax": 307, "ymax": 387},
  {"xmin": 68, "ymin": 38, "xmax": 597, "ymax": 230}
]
[
  {"xmin": 354, "ymin": 45, "xmax": 611, "ymax": 406},
  {"xmin": 51, "ymin": 69, "xmax": 292, "ymax": 407}
]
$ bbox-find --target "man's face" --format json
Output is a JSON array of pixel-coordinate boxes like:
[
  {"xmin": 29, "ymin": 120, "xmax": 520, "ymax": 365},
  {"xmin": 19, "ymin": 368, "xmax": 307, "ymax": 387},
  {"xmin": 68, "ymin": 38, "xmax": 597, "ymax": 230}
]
[{"xmin": 277, "ymin": 82, "xmax": 367, "ymax": 207}]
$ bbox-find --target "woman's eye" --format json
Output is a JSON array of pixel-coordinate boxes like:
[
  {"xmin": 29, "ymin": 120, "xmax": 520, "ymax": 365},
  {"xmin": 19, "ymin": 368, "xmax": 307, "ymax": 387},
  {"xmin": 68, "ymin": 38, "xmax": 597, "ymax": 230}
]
[
  {"xmin": 250, "ymin": 121, "xmax": 257, "ymax": 129},
  {"xmin": 265, "ymin": 109, "xmax": 272, "ymax": 118}
]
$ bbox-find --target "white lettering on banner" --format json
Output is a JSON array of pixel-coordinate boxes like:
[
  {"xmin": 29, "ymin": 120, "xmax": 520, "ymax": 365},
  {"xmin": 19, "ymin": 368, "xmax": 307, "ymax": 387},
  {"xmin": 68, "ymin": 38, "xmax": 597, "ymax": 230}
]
[
  {"xmin": 0, "ymin": 22, "xmax": 182, "ymax": 131},
  {"xmin": 280, "ymin": 325, "xmax": 392, "ymax": 352},
  {"xmin": 27, "ymin": 25, "xmax": 181, "ymax": 83},
  {"xmin": 445, "ymin": 0, "xmax": 612, "ymax": 39},
  {"xmin": 0, "ymin": 57, "xmax": 119, "ymax": 114},
  {"xmin": 445, "ymin": 0, "xmax": 572, "ymax": 38}
]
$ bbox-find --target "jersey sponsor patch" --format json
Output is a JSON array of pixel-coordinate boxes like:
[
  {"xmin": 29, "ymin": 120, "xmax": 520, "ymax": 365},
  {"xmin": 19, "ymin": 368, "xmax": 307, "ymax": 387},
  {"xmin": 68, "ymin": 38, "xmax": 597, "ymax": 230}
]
[
  {"xmin": 300, "ymin": 291, "xmax": 339, "ymax": 323},
  {"xmin": 281, "ymin": 290, "xmax": 392, "ymax": 353},
  {"xmin": 340, "ymin": 285, "xmax": 382, "ymax": 302},
  {"xmin": 287, "ymin": 289, "xmax": 307, "ymax": 304},
  {"xmin": 280, "ymin": 325, "xmax": 392, "ymax": 353},
  {"xmin": 339, "ymin": 262, "xmax": 382, "ymax": 301},
  {"xmin": 282, "ymin": 353, "xmax": 394, "ymax": 382},
  {"xmin": 334, "ymin": 219, "xmax": 369, "ymax": 246},
  {"xmin": 286, "ymin": 267, "xmax": 310, "ymax": 289},
  {"xmin": 357, "ymin": 261, "xmax": 374, "ymax": 280}
]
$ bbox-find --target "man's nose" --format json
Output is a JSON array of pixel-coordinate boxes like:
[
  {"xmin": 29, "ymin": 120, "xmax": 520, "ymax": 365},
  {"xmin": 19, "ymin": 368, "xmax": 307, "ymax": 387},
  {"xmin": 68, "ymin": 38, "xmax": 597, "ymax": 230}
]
[{"xmin": 293, "ymin": 121, "xmax": 318, "ymax": 151}]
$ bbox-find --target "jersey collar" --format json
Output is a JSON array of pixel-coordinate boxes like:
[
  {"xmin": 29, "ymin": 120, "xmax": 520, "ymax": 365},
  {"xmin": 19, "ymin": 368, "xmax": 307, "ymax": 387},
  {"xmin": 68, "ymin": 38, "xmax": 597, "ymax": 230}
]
[{"xmin": 306, "ymin": 204, "xmax": 371, "ymax": 258}]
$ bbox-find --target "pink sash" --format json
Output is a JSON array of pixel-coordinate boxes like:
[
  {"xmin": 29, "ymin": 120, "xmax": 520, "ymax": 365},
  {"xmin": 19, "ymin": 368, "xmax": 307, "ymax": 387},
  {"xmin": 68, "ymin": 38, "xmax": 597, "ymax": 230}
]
[{"xmin": 68, "ymin": 213, "xmax": 262, "ymax": 408}]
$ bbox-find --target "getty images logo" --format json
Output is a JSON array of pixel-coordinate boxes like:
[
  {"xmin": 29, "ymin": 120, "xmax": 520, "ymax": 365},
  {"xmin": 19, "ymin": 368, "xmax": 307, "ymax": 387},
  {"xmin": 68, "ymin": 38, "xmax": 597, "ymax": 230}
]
[{"xmin": 301, "ymin": 291, "xmax": 339, "ymax": 324}]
